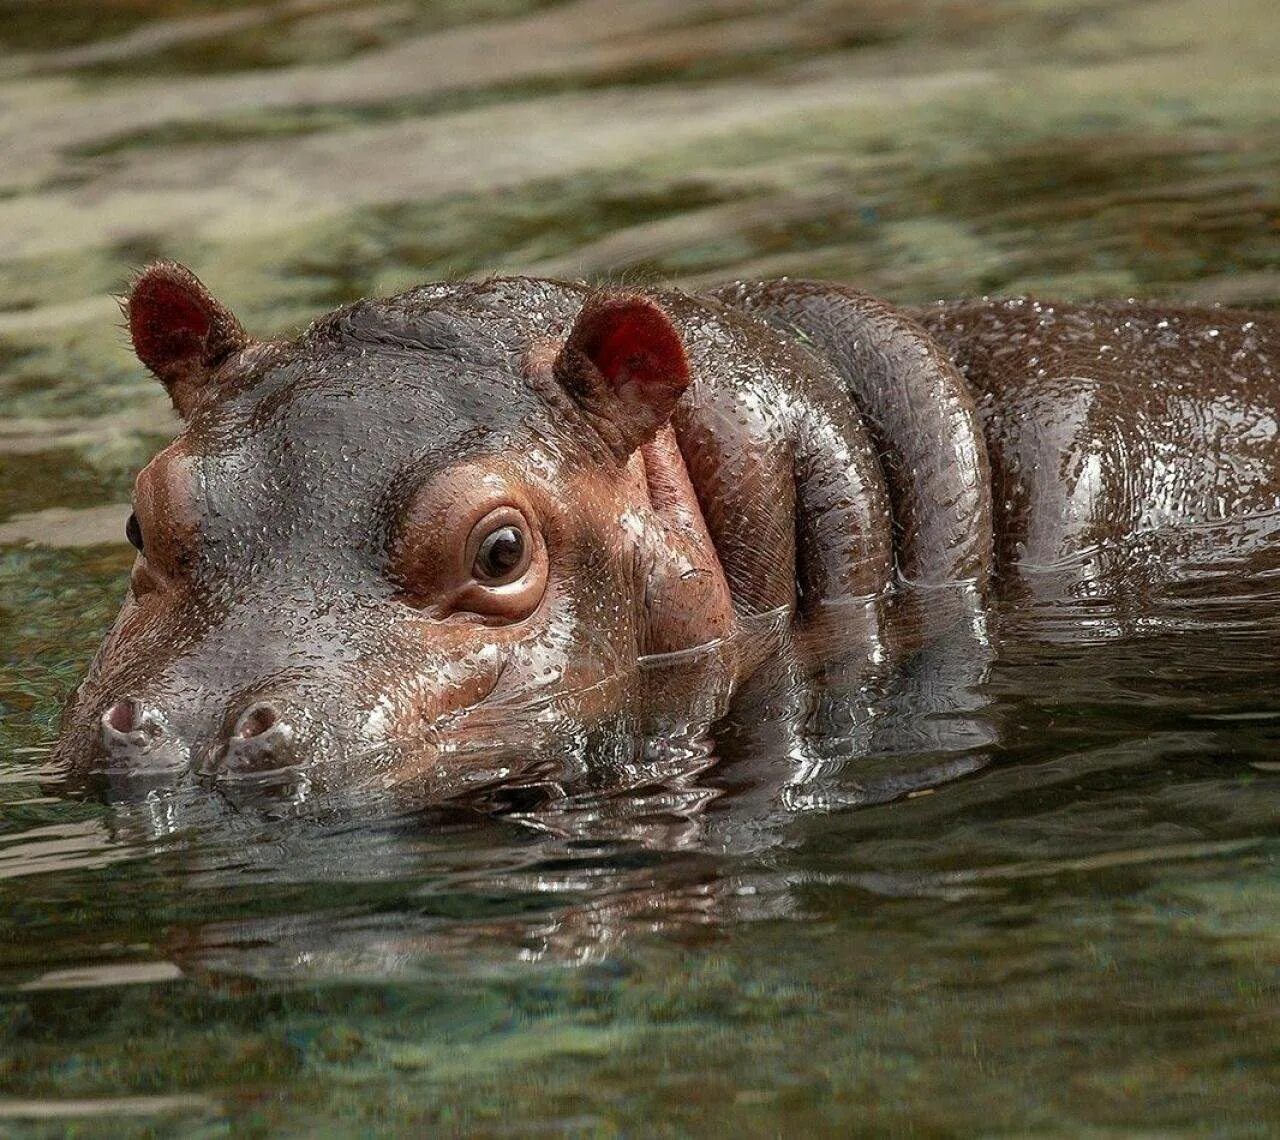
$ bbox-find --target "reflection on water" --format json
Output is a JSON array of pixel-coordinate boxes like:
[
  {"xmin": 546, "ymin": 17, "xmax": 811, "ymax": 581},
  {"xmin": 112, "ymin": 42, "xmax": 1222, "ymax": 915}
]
[{"xmin": 1, "ymin": 0, "xmax": 1279, "ymax": 1133}]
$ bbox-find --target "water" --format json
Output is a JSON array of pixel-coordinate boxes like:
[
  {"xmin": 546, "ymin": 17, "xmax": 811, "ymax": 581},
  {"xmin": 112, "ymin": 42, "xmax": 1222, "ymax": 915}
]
[{"xmin": 2, "ymin": 0, "xmax": 1279, "ymax": 1133}]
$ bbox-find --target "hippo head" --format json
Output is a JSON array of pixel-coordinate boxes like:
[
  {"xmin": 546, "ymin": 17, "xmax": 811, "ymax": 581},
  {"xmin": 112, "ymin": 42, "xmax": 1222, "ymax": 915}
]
[{"xmin": 57, "ymin": 264, "xmax": 738, "ymax": 797}]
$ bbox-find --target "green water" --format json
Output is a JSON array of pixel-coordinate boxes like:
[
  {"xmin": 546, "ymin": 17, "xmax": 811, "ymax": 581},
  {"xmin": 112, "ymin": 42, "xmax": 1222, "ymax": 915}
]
[{"xmin": 1, "ymin": 1, "xmax": 1278, "ymax": 1134}]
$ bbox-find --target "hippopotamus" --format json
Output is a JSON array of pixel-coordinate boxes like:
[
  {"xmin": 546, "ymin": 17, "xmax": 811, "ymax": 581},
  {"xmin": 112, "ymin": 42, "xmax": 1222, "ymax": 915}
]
[{"xmin": 55, "ymin": 263, "xmax": 1280, "ymax": 796}]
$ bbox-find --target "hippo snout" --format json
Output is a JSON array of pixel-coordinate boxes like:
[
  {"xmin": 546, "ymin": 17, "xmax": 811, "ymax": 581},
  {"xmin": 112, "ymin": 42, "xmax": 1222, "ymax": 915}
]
[{"xmin": 88, "ymin": 694, "xmax": 333, "ymax": 782}]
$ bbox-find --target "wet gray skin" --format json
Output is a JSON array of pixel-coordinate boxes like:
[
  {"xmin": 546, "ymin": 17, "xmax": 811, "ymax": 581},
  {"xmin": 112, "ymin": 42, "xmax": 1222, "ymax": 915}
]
[{"xmin": 56, "ymin": 266, "xmax": 1280, "ymax": 798}]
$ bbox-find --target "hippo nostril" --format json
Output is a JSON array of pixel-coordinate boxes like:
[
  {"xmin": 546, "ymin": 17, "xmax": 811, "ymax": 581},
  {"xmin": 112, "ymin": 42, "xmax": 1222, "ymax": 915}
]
[
  {"xmin": 218, "ymin": 701, "xmax": 306, "ymax": 778},
  {"xmin": 100, "ymin": 697, "xmax": 165, "ymax": 745},
  {"xmin": 94, "ymin": 699, "xmax": 186, "ymax": 773},
  {"xmin": 104, "ymin": 699, "xmax": 138, "ymax": 735},
  {"xmin": 236, "ymin": 702, "xmax": 280, "ymax": 740}
]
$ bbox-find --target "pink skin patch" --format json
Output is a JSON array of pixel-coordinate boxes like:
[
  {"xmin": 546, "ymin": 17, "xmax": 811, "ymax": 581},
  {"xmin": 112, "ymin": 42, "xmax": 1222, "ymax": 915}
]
[
  {"xmin": 106, "ymin": 699, "xmax": 136, "ymax": 733},
  {"xmin": 553, "ymin": 293, "xmax": 693, "ymax": 459},
  {"xmin": 583, "ymin": 302, "xmax": 689, "ymax": 402},
  {"xmin": 129, "ymin": 276, "xmax": 214, "ymax": 373},
  {"xmin": 126, "ymin": 262, "xmax": 249, "ymax": 416}
]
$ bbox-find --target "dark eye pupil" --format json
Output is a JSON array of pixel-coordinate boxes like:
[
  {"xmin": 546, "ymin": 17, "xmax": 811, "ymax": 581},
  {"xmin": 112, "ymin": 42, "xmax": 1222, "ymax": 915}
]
[
  {"xmin": 475, "ymin": 525, "xmax": 524, "ymax": 581},
  {"xmin": 125, "ymin": 512, "xmax": 144, "ymax": 552}
]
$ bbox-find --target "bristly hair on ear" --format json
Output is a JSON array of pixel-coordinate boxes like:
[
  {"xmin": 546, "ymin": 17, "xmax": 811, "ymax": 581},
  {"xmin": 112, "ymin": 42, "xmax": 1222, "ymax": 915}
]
[
  {"xmin": 553, "ymin": 292, "xmax": 691, "ymax": 459},
  {"xmin": 126, "ymin": 261, "xmax": 249, "ymax": 418}
]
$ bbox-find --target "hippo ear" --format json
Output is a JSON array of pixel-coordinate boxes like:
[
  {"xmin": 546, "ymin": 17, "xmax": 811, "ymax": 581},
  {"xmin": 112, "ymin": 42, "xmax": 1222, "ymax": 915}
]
[
  {"xmin": 553, "ymin": 292, "xmax": 691, "ymax": 458},
  {"xmin": 127, "ymin": 261, "xmax": 249, "ymax": 418}
]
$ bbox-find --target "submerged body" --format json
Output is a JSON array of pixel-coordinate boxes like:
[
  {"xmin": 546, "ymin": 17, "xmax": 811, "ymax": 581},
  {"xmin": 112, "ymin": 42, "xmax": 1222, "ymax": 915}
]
[{"xmin": 56, "ymin": 267, "xmax": 1280, "ymax": 795}]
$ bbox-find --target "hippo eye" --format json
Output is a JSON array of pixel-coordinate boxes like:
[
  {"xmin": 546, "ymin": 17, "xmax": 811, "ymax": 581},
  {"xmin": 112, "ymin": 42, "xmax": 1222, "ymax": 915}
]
[
  {"xmin": 125, "ymin": 511, "xmax": 144, "ymax": 552},
  {"xmin": 472, "ymin": 524, "xmax": 528, "ymax": 584}
]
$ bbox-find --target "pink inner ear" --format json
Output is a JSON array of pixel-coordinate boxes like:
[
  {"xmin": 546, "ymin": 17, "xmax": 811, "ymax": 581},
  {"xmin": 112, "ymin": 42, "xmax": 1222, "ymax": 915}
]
[
  {"xmin": 130, "ymin": 276, "xmax": 213, "ymax": 368},
  {"xmin": 583, "ymin": 301, "xmax": 689, "ymax": 398}
]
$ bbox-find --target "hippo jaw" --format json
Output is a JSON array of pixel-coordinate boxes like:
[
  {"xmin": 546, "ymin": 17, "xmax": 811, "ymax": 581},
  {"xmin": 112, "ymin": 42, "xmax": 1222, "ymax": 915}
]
[{"xmin": 56, "ymin": 265, "xmax": 739, "ymax": 799}]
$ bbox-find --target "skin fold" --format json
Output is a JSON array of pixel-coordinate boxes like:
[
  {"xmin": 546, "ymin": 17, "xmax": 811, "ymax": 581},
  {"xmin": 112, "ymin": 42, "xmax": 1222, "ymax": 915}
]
[{"xmin": 55, "ymin": 266, "xmax": 1280, "ymax": 798}]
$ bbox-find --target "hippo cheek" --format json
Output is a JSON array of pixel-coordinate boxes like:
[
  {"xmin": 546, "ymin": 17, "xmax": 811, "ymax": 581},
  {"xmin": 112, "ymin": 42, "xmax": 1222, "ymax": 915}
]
[
  {"xmin": 352, "ymin": 639, "xmax": 511, "ymax": 785},
  {"xmin": 352, "ymin": 617, "xmax": 634, "ymax": 797}
]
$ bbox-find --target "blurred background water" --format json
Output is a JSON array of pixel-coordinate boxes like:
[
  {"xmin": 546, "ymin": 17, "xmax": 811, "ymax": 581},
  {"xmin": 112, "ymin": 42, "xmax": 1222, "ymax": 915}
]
[{"xmin": 0, "ymin": 1, "xmax": 1278, "ymax": 1134}]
